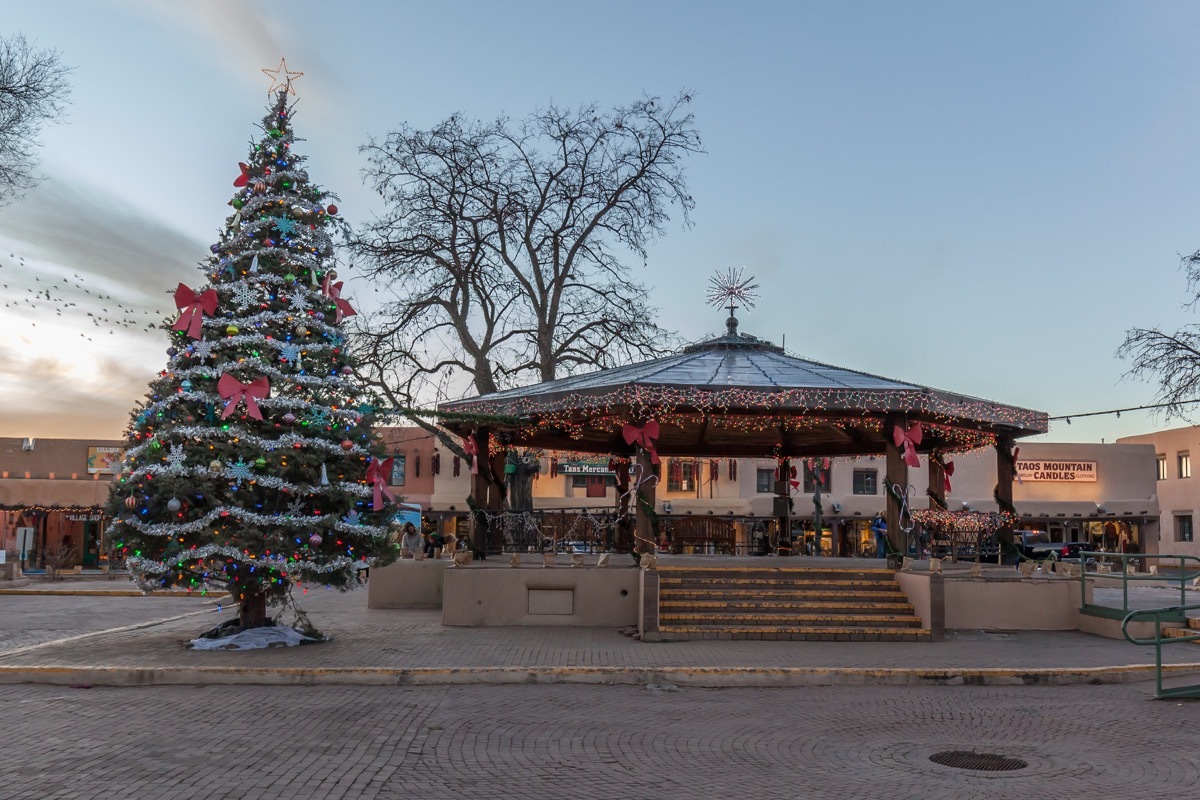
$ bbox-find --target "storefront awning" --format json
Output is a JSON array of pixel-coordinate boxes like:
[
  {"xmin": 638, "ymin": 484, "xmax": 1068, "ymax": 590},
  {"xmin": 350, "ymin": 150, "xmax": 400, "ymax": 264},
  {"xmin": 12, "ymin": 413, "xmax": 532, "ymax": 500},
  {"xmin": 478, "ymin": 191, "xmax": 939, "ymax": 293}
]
[{"xmin": 0, "ymin": 479, "xmax": 112, "ymax": 508}]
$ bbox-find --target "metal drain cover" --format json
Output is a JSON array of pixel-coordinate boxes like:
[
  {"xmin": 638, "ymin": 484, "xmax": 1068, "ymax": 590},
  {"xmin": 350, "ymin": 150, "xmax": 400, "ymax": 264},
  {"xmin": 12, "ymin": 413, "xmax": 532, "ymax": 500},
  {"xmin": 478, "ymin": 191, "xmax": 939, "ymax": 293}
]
[{"xmin": 929, "ymin": 750, "xmax": 1028, "ymax": 772}]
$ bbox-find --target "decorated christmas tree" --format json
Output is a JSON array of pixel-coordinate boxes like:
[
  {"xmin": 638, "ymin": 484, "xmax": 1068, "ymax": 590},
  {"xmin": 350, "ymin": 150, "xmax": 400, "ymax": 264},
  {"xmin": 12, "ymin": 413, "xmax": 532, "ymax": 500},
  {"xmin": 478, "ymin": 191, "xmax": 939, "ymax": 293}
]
[{"xmin": 104, "ymin": 68, "xmax": 395, "ymax": 631}]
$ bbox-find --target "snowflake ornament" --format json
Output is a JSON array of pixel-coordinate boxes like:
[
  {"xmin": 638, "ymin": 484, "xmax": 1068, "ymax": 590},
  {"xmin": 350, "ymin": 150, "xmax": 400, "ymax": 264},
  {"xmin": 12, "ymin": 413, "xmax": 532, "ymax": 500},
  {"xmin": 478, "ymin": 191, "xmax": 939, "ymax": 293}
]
[
  {"xmin": 284, "ymin": 498, "xmax": 305, "ymax": 517},
  {"xmin": 279, "ymin": 342, "xmax": 302, "ymax": 368},
  {"xmin": 289, "ymin": 292, "xmax": 310, "ymax": 314},
  {"xmin": 341, "ymin": 510, "xmax": 362, "ymax": 526},
  {"xmin": 164, "ymin": 444, "xmax": 187, "ymax": 473},
  {"xmin": 231, "ymin": 282, "xmax": 257, "ymax": 309},
  {"xmin": 226, "ymin": 458, "xmax": 254, "ymax": 486},
  {"xmin": 190, "ymin": 340, "xmax": 216, "ymax": 363},
  {"xmin": 271, "ymin": 215, "xmax": 298, "ymax": 237}
]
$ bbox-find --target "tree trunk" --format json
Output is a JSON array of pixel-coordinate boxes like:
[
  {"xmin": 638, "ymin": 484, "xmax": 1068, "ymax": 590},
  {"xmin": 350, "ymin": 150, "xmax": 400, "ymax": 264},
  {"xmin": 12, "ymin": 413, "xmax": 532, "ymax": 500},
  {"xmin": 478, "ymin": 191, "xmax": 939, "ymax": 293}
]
[{"xmin": 239, "ymin": 592, "xmax": 268, "ymax": 629}]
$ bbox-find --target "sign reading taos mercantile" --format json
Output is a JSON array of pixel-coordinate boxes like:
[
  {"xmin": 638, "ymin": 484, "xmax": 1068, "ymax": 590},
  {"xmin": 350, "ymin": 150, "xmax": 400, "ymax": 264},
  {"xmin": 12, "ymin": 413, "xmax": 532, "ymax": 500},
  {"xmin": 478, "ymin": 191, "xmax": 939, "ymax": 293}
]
[{"xmin": 1015, "ymin": 459, "xmax": 1097, "ymax": 482}]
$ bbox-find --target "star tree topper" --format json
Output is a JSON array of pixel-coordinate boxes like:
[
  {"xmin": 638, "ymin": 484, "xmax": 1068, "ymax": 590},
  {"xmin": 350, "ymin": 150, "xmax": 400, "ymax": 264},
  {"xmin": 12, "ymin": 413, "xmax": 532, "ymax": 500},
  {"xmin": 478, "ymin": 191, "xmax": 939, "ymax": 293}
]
[
  {"xmin": 262, "ymin": 58, "xmax": 304, "ymax": 95},
  {"xmin": 706, "ymin": 267, "xmax": 760, "ymax": 318}
]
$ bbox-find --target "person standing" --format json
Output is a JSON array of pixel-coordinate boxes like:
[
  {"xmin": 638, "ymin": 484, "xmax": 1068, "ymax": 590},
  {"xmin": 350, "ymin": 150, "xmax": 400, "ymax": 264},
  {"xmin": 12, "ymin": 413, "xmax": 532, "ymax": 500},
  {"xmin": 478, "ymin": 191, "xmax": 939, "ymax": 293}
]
[
  {"xmin": 399, "ymin": 522, "xmax": 423, "ymax": 558},
  {"xmin": 870, "ymin": 515, "xmax": 888, "ymax": 559}
]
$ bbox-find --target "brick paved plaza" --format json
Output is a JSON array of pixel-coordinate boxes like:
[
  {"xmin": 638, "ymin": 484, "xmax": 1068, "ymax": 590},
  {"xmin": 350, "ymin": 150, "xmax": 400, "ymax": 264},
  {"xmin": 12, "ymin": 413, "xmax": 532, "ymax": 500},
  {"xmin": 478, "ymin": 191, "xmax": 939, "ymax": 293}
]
[
  {"xmin": 2, "ymin": 586, "xmax": 1199, "ymax": 798},
  {"xmin": 0, "ymin": 682, "xmax": 1196, "ymax": 800}
]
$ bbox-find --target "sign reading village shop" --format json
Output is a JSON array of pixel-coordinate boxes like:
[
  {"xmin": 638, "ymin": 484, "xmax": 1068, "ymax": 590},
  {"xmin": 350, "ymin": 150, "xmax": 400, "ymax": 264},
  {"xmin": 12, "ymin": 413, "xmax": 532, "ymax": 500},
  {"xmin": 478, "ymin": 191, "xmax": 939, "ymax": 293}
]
[{"xmin": 1015, "ymin": 459, "xmax": 1098, "ymax": 482}]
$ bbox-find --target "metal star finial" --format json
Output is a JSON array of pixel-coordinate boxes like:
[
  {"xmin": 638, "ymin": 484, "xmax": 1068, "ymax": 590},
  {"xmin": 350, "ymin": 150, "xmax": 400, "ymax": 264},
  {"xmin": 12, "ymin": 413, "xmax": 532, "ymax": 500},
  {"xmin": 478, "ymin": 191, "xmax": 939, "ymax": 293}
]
[
  {"xmin": 262, "ymin": 58, "xmax": 304, "ymax": 96},
  {"xmin": 706, "ymin": 267, "xmax": 760, "ymax": 319}
]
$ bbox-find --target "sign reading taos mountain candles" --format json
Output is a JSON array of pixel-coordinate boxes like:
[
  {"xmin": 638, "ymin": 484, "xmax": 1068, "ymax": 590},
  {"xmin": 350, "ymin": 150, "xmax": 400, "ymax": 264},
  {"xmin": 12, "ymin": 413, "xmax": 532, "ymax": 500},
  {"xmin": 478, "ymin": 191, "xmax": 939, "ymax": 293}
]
[{"xmin": 1015, "ymin": 459, "xmax": 1097, "ymax": 482}]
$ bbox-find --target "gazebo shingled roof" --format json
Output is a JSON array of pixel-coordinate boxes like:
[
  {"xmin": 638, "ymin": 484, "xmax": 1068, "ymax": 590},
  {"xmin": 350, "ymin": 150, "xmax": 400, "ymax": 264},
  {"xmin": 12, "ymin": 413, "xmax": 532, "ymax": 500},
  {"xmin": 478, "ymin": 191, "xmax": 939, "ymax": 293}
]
[{"xmin": 438, "ymin": 319, "xmax": 1048, "ymax": 460}]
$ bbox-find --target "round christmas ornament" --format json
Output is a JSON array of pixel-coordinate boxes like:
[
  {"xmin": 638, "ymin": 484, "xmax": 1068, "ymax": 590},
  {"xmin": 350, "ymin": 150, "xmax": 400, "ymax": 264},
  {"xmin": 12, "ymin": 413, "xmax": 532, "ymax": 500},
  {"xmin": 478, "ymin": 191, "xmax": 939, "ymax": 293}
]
[
  {"xmin": 167, "ymin": 347, "xmax": 178, "ymax": 357},
  {"xmin": 181, "ymin": 380, "xmax": 193, "ymax": 391},
  {"xmin": 209, "ymin": 460, "xmax": 223, "ymax": 472},
  {"xmin": 210, "ymin": 244, "xmax": 221, "ymax": 254},
  {"xmin": 309, "ymin": 533, "xmax": 323, "ymax": 546},
  {"xmin": 124, "ymin": 496, "xmax": 138, "ymax": 509},
  {"xmin": 231, "ymin": 197, "xmax": 244, "ymax": 209},
  {"xmin": 326, "ymin": 204, "xmax": 337, "ymax": 215},
  {"xmin": 340, "ymin": 365, "xmax": 353, "ymax": 375},
  {"xmin": 226, "ymin": 324, "xmax": 239, "ymax": 336},
  {"xmin": 340, "ymin": 439, "xmax": 354, "ymax": 451},
  {"xmin": 254, "ymin": 457, "xmax": 267, "ymax": 468},
  {"xmin": 281, "ymin": 412, "xmax": 296, "ymax": 425},
  {"xmin": 314, "ymin": 311, "xmax": 325, "ymax": 322},
  {"xmin": 167, "ymin": 498, "xmax": 182, "ymax": 512},
  {"xmin": 284, "ymin": 273, "xmax": 296, "ymax": 283}
]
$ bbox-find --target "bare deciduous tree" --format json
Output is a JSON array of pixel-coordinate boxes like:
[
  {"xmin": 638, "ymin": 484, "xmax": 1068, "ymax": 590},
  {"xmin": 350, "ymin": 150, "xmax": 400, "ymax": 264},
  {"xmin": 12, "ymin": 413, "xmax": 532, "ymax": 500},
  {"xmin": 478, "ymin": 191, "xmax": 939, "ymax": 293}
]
[
  {"xmin": 351, "ymin": 92, "xmax": 702, "ymax": 407},
  {"xmin": 0, "ymin": 34, "xmax": 71, "ymax": 206},
  {"xmin": 1118, "ymin": 252, "xmax": 1200, "ymax": 413}
]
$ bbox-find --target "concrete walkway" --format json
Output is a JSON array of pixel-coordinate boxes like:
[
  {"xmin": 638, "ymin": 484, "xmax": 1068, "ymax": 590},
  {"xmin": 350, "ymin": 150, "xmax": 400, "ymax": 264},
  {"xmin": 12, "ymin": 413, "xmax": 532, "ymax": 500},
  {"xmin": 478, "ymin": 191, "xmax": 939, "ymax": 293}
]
[{"xmin": 2, "ymin": 578, "xmax": 1199, "ymax": 689}]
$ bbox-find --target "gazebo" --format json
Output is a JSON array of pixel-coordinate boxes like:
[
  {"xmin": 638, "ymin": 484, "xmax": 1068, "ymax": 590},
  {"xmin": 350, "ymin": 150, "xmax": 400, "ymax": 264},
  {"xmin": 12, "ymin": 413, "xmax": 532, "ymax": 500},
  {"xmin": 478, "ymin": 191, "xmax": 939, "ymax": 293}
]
[{"xmin": 439, "ymin": 305, "xmax": 1048, "ymax": 558}]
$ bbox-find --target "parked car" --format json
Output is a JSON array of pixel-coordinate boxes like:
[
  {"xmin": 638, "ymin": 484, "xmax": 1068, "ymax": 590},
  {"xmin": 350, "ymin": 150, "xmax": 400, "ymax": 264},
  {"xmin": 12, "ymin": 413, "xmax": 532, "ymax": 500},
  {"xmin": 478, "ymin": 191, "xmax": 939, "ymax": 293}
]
[
  {"xmin": 1017, "ymin": 532, "xmax": 1093, "ymax": 564},
  {"xmin": 556, "ymin": 540, "xmax": 593, "ymax": 554}
]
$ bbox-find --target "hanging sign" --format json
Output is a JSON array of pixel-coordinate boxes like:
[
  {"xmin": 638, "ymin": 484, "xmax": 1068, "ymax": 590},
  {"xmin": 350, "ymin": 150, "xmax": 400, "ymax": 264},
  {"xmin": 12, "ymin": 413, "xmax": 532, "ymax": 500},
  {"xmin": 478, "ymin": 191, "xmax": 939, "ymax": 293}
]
[
  {"xmin": 557, "ymin": 462, "xmax": 614, "ymax": 475},
  {"xmin": 86, "ymin": 447, "xmax": 122, "ymax": 475},
  {"xmin": 1015, "ymin": 459, "xmax": 1097, "ymax": 482}
]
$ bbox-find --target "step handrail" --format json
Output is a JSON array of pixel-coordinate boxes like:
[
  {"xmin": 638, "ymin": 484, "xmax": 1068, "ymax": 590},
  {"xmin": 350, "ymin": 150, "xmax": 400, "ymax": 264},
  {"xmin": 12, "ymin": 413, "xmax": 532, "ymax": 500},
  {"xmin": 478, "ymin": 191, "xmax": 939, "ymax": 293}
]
[
  {"xmin": 1078, "ymin": 551, "xmax": 1200, "ymax": 617},
  {"xmin": 1121, "ymin": 603, "xmax": 1200, "ymax": 699}
]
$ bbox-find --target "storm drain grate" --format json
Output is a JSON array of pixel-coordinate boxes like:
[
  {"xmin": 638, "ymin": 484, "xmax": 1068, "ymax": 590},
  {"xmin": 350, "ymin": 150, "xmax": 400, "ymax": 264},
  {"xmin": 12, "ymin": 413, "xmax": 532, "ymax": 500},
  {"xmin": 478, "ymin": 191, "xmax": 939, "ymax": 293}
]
[{"xmin": 929, "ymin": 750, "xmax": 1028, "ymax": 772}]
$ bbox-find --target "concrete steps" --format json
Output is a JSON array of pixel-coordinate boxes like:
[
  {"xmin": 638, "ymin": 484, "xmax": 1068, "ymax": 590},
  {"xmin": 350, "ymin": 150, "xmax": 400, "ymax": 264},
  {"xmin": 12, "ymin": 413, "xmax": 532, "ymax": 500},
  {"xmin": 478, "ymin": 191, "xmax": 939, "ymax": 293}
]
[
  {"xmin": 654, "ymin": 566, "xmax": 930, "ymax": 642},
  {"xmin": 1162, "ymin": 617, "xmax": 1200, "ymax": 644}
]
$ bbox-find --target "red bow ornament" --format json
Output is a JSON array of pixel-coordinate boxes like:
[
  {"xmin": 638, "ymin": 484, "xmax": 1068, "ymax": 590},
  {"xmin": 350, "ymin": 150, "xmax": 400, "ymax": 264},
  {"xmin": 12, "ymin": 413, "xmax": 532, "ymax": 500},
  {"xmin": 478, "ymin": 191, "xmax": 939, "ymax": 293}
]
[
  {"xmin": 172, "ymin": 283, "xmax": 218, "ymax": 340},
  {"xmin": 622, "ymin": 420, "xmax": 661, "ymax": 464},
  {"xmin": 233, "ymin": 162, "xmax": 250, "ymax": 187},
  {"xmin": 942, "ymin": 460, "xmax": 955, "ymax": 494},
  {"xmin": 462, "ymin": 435, "xmax": 480, "ymax": 474},
  {"xmin": 892, "ymin": 422, "xmax": 923, "ymax": 468},
  {"xmin": 365, "ymin": 456, "xmax": 397, "ymax": 511},
  {"xmin": 321, "ymin": 275, "xmax": 357, "ymax": 323},
  {"xmin": 217, "ymin": 373, "xmax": 270, "ymax": 420}
]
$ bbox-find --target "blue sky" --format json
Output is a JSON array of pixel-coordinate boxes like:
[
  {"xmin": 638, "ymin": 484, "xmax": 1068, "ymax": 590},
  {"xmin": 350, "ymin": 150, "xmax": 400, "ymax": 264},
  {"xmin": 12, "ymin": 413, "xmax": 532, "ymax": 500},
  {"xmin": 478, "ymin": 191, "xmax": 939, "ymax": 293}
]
[{"xmin": 3, "ymin": 0, "xmax": 1200, "ymax": 444}]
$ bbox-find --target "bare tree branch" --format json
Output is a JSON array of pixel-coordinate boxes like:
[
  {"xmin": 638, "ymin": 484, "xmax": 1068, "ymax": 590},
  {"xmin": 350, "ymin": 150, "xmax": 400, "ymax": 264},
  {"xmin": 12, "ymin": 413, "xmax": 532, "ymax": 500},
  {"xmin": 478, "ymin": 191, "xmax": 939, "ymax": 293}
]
[
  {"xmin": 350, "ymin": 93, "xmax": 700, "ymax": 403},
  {"xmin": 0, "ymin": 34, "xmax": 71, "ymax": 207}
]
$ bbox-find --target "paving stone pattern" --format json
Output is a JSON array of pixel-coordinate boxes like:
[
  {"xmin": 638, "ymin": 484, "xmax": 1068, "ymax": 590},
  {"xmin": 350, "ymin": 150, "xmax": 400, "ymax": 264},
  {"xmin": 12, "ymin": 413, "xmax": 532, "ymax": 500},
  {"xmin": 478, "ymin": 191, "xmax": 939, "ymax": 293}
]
[
  {"xmin": 0, "ymin": 594, "xmax": 215, "ymax": 655},
  {"xmin": 0, "ymin": 683, "xmax": 1195, "ymax": 800},
  {"xmin": 2, "ymin": 586, "xmax": 1200, "ymax": 672}
]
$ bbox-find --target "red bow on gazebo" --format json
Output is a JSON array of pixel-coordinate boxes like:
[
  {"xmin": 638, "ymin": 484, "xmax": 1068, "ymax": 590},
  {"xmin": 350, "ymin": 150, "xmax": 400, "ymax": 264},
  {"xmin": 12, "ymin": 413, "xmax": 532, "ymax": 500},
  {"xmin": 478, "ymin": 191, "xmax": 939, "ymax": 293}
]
[
  {"xmin": 172, "ymin": 283, "xmax": 218, "ymax": 340},
  {"xmin": 942, "ymin": 459, "xmax": 955, "ymax": 494},
  {"xmin": 218, "ymin": 373, "xmax": 270, "ymax": 419},
  {"xmin": 892, "ymin": 422, "xmax": 923, "ymax": 468},
  {"xmin": 365, "ymin": 456, "xmax": 397, "ymax": 511},
  {"xmin": 462, "ymin": 435, "xmax": 480, "ymax": 474},
  {"xmin": 622, "ymin": 420, "xmax": 660, "ymax": 464},
  {"xmin": 321, "ymin": 276, "xmax": 357, "ymax": 323}
]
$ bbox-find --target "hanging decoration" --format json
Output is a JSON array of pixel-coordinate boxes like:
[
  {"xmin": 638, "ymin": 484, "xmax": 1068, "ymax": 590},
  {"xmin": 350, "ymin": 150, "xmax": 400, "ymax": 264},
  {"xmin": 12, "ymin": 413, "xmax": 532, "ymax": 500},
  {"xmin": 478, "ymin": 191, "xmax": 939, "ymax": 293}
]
[
  {"xmin": 217, "ymin": 373, "xmax": 270, "ymax": 419},
  {"xmin": 622, "ymin": 419, "xmax": 660, "ymax": 464},
  {"xmin": 321, "ymin": 275, "xmax": 357, "ymax": 322},
  {"xmin": 709, "ymin": 459, "xmax": 720, "ymax": 484},
  {"xmin": 171, "ymin": 283, "xmax": 219, "ymax": 339},
  {"xmin": 727, "ymin": 459, "xmax": 737, "ymax": 481},
  {"xmin": 453, "ymin": 455, "xmax": 461, "ymax": 477},
  {"xmin": 431, "ymin": 450, "xmax": 441, "ymax": 475},
  {"xmin": 892, "ymin": 421, "xmax": 923, "ymax": 468},
  {"xmin": 365, "ymin": 456, "xmax": 397, "ymax": 511},
  {"xmin": 462, "ymin": 435, "xmax": 480, "ymax": 474}
]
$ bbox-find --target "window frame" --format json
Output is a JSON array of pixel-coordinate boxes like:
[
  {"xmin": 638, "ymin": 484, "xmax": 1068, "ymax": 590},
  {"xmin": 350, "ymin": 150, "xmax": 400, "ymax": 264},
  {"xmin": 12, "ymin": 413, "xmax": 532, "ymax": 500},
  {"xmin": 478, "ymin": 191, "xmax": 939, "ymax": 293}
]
[
  {"xmin": 802, "ymin": 462, "xmax": 831, "ymax": 494},
  {"xmin": 1180, "ymin": 451, "xmax": 1191, "ymax": 479},
  {"xmin": 1177, "ymin": 514, "xmax": 1194, "ymax": 543},
  {"xmin": 668, "ymin": 461, "xmax": 696, "ymax": 493},
  {"xmin": 852, "ymin": 468, "xmax": 877, "ymax": 496},
  {"xmin": 389, "ymin": 454, "xmax": 406, "ymax": 486},
  {"xmin": 1156, "ymin": 454, "xmax": 1167, "ymax": 482},
  {"xmin": 756, "ymin": 468, "xmax": 775, "ymax": 494}
]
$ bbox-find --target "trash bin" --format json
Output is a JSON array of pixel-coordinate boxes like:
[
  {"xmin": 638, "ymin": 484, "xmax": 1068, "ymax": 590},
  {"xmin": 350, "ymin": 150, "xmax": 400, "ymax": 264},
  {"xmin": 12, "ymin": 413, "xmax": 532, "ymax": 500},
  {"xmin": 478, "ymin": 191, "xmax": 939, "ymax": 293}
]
[{"xmin": 886, "ymin": 553, "xmax": 903, "ymax": 570}]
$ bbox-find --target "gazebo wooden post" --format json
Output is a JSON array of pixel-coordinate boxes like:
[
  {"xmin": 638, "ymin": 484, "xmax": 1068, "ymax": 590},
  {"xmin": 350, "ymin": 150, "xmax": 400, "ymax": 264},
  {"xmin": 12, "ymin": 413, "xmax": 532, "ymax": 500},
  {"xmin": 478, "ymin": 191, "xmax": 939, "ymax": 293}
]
[
  {"xmin": 884, "ymin": 414, "xmax": 907, "ymax": 557},
  {"xmin": 775, "ymin": 457, "xmax": 792, "ymax": 555},
  {"xmin": 469, "ymin": 427, "xmax": 499, "ymax": 551},
  {"xmin": 634, "ymin": 447, "xmax": 657, "ymax": 556},
  {"xmin": 995, "ymin": 433, "xmax": 1017, "ymax": 557},
  {"xmin": 928, "ymin": 459, "xmax": 946, "ymax": 509}
]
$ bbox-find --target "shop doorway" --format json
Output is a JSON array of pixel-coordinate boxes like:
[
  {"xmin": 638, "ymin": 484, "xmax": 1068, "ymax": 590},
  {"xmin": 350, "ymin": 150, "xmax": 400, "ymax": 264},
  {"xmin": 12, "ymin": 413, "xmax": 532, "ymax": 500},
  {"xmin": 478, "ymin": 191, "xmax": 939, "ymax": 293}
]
[{"xmin": 82, "ymin": 521, "xmax": 102, "ymax": 567}]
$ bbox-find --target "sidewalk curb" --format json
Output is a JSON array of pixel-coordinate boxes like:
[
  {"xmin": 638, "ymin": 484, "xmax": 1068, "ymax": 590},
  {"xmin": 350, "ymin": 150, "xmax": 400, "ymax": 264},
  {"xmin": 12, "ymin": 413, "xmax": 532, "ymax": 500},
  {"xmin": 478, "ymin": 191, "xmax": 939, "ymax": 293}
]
[
  {"xmin": 0, "ymin": 589, "xmax": 218, "ymax": 597},
  {"xmin": 1, "ymin": 662, "xmax": 1198, "ymax": 688}
]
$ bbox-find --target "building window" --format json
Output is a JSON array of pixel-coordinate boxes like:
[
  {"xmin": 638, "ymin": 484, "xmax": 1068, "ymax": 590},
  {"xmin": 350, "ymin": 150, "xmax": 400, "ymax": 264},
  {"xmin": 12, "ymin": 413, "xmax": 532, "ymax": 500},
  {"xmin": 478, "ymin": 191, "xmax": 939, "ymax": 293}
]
[
  {"xmin": 1157, "ymin": 455, "xmax": 1167, "ymax": 481},
  {"xmin": 390, "ymin": 455, "xmax": 406, "ymax": 486},
  {"xmin": 803, "ymin": 462, "xmax": 831, "ymax": 493},
  {"xmin": 756, "ymin": 469, "xmax": 775, "ymax": 494},
  {"xmin": 1180, "ymin": 452, "xmax": 1191, "ymax": 479},
  {"xmin": 852, "ymin": 469, "xmax": 877, "ymax": 495},
  {"xmin": 668, "ymin": 461, "xmax": 696, "ymax": 492},
  {"xmin": 570, "ymin": 475, "xmax": 588, "ymax": 489},
  {"xmin": 1177, "ymin": 514, "xmax": 1194, "ymax": 543}
]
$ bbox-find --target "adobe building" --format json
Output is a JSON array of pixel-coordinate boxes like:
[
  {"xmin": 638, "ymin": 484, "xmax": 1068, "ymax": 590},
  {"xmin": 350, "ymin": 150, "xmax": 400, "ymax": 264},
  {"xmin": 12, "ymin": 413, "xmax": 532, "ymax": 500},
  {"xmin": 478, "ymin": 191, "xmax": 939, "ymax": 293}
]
[
  {"xmin": 1118, "ymin": 425, "xmax": 1200, "ymax": 557},
  {"xmin": 0, "ymin": 437, "xmax": 123, "ymax": 569}
]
